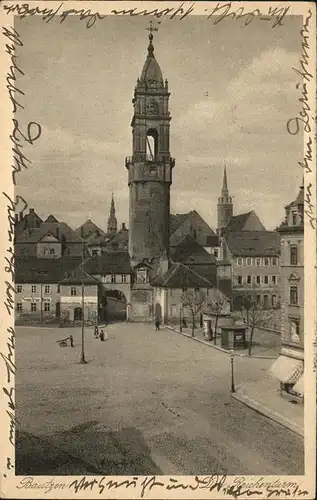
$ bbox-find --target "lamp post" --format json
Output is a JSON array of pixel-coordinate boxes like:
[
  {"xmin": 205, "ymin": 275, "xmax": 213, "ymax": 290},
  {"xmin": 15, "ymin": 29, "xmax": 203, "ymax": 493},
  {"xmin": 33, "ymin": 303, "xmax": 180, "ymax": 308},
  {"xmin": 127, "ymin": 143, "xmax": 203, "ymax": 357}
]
[
  {"xmin": 230, "ymin": 350, "xmax": 235, "ymax": 393},
  {"xmin": 79, "ymin": 238, "xmax": 87, "ymax": 364}
]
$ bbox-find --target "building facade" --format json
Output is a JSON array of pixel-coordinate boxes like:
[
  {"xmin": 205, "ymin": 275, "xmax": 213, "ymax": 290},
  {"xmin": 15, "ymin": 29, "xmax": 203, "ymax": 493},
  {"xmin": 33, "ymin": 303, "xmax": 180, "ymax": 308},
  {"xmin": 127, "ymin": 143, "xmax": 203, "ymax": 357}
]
[
  {"xmin": 270, "ymin": 184, "xmax": 304, "ymax": 400},
  {"xmin": 223, "ymin": 231, "xmax": 281, "ymax": 311}
]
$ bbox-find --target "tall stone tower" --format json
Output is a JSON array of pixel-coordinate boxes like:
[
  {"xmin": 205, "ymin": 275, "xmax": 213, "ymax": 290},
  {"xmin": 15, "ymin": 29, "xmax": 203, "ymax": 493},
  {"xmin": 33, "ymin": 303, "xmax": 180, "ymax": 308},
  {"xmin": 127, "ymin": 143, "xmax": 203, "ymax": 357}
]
[
  {"xmin": 125, "ymin": 24, "xmax": 175, "ymax": 269},
  {"xmin": 217, "ymin": 165, "xmax": 233, "ymax": 235},
  {"xmin": 107, "ymin": 193, "xmax": 117, "ymax": 236}
]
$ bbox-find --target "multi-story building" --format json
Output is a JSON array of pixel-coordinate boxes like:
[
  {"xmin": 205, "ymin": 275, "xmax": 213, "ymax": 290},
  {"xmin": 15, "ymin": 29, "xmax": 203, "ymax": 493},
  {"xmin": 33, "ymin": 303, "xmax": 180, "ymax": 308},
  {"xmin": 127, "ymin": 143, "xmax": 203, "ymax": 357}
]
[
  {"xmin": 223, "ymin": 231, "xmax": 281, "ymax": 310},
  {"xmin": 270, "ymin": 183, "xmax": 304, "ymax": 400}
]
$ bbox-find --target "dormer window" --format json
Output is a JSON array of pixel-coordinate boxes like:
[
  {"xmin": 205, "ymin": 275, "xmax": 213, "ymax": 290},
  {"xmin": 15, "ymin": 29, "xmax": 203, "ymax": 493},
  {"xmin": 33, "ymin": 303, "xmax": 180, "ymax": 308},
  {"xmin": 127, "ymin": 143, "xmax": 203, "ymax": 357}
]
[{"xmin": 292, "ymin": 210, "xmax": 297, "ymax": 226}]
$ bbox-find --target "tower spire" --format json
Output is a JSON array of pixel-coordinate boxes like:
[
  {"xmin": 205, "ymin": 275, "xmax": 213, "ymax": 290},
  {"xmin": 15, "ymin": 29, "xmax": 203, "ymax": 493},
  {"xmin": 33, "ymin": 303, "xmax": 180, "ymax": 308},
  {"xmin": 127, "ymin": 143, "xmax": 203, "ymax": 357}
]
[
  {"xmin": 222, "ymin": 163, "xmax": 228, "ymax": 193},
  {"xmin": 107, "ymin": 192, "xmax": 117, "ymax": 235}
]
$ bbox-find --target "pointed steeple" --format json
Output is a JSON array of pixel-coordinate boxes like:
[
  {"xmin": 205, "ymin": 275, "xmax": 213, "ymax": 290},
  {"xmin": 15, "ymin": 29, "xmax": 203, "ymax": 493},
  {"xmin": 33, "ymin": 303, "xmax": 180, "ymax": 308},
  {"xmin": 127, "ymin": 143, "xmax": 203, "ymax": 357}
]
[
  {"xmin": 107, "ymin": 192, "xmax": 117, "ymax": 235},
  {"xmin": 217, "ymin": 163, "xmax": 233, "ymax": 235},
  {"xmin": 222, "ymin": 164, "xmax": 228, "ymax": 193}
]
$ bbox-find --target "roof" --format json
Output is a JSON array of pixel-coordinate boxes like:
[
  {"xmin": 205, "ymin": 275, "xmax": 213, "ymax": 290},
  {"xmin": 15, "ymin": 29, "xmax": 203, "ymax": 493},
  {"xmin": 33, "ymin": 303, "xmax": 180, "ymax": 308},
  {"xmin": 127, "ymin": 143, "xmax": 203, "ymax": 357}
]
[
  {"xmin": 286, "ymin": 186, "xmax": 304, "ymax": 208},
  {"xmin": 140, "ymin": 37, "xmax": 163, "ymax": 84},
  {"xmin": 60, "ymin": 265, "xmax": 98, "ymax": 285},
  {"xmin": 170, "ymin": 213, "xmax": 189, "ymax": 235},
  {"xmin": 86, "ymin": 230, "xmax": 107, "ymax": 246},
  {"xmin": 186, "ymin": 264, "xmax": 216, "ymax": 285},
  {"xmin": 84, "ymin": 251, "xmax": 132, "ymax": 275},
  {"xmin": 153, "ymin": 262, "xmax": 214, "ymax": 288},
  {"xmin": 106, "ymin": 228, "xmax": 129, "ymax": 250},
  {"xmin": 225, "ymin": 231, "xmax": 280, "ymax": 257},
  {"xmin": 76, "ymin": 219, "xmax": 107, "ymax": 239},
  {"xmin": 224, "ymin": 212, "xmax": 253, "ymax": 232},
  {"xmin": 45, "ymin": 215, "xmax": 58, "ymax": 223},
  {"xmin": 16, "ymin": 222, "xmax": 82, "ymax": 243},
  {"xmin": 170, "ymin": 235, "xmax": 215, "ymax": 263},
  {"xmin": 206, "ymin": 234, "xmax": 220, "ymax": 246},
  {"xmin": 15, "ymin": 257, "xmax": 84, "ymax": 284}
]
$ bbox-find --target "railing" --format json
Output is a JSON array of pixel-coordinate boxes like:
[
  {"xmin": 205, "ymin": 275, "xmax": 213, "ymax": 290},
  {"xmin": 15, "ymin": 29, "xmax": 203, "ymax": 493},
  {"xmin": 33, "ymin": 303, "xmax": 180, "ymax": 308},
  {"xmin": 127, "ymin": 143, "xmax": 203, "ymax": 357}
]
[{"xmin": 125, "ymin": 155, "xmax": 175, "ymax": 167}]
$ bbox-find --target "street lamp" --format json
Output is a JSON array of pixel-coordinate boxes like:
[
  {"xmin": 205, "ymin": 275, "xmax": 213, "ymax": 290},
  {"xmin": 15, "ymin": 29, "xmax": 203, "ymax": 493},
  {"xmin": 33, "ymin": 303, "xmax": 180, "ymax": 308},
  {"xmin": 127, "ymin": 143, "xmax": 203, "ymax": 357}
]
[
  {"xmin": 79, "ymin": 238, "xmax": 87, "ymax": 364},
  {"xmin": 230, "ymin": 350, "xmax": 235, "ymax": 393}
]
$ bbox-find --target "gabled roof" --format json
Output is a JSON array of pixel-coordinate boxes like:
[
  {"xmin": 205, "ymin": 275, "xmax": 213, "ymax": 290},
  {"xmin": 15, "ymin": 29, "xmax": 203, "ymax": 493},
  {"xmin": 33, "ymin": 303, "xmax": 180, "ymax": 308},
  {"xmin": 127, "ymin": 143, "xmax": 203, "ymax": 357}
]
[
  {"xmin": 224, "ymin": 231, "xmax": 280, "ymax": 257},
  {"xmin": 38, "ymin": 232, "xmax": 60, "ymax": 243},
  {"xmin": 15, "ymin": 257, "xmax": 83, "ymax": 284},
  {"xmin": 45, "ymin": 215, "xmax": 58, "ymax": 223},
  {"xmin": 16, "ymin": 222, "xmax": 82, "ymax": 243},
  {"xmin": 170, "ymin": 213, "xmax": 189, "ymax": 234},
  {"xmin": 76, "ymin": 219, "xmax": 107, "ymax": 239},
  {"xmin": 106, "ymin": 228, "xmax": 129, "ymax": 249},
  {"xmin": 224, "ymin": 210, "xmax": 265, "ymax": 232},
  {"xmin": 153, "ymin": 262, "xmax": 214, "ymax": 288},
  {"xmin": 84, "ymin": 251, "xmax": 132, "ymax": 275}
]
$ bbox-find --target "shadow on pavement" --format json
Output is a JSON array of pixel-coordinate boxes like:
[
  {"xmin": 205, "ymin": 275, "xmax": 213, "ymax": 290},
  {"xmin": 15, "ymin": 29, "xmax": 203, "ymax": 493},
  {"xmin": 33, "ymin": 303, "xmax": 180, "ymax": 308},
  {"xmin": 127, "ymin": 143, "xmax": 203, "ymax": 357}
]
[{"xmin": 16, "ymin": 423, "xmax": 162, "ymax": 476}]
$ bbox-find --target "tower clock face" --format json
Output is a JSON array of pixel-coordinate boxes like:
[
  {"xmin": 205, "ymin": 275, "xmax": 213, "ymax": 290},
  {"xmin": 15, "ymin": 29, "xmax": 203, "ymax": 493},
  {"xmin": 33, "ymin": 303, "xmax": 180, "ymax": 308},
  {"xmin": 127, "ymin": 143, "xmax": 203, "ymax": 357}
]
[{"xmin": 147, "ymin": 100, "xmax": 159, "ymax": 115}]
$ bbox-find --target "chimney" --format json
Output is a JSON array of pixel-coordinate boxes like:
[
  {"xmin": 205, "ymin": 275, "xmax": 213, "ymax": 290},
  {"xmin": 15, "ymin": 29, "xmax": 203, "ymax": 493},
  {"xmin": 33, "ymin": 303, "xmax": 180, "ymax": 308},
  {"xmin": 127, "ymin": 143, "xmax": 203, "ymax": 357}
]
[
  {"xmin": 122, "ymin": 223, "xmax": 126, "ymax": 230},
  {"xmin": 80, "ymin": 226, "xmax": 84, "ymax": 238},
  {"xmin": 19, "ymin": 211, "xmax": 23, "ymax": 221},
  {"xmin": 29, "ymin": 208, "xmax": 34, "ymax": 214}
]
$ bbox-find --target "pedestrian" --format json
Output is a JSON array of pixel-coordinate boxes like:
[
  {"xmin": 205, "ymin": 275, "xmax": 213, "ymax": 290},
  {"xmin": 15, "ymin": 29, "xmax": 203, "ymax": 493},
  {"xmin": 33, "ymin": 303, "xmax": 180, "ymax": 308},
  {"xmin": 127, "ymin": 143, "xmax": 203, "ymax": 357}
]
[
  {"xmin": 100, "ymin": 329, "xmax": 104, "ymax": 342},
  {"xmin": 94, "ymin": 325, "xmax": 99, "ymax": 338},
  {"xmin": 155, "ymin": 319, "xmax": 160, "ymax": 331},
  {"xmin": 69, "ymin": 334, "xmax": 74, "ymax": 347}
]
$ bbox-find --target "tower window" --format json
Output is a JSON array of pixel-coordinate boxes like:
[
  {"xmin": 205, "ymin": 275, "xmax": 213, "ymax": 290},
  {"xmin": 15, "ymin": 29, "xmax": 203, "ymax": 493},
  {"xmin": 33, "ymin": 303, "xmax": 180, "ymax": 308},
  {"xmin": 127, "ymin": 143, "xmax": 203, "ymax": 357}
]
[
  {"xmin": 290, "ymin": 285, "xmax": 298, "ymax": 305},
  {"xmin": 146, "ymin": 129, "xmax": 158, "ymax": 161}
]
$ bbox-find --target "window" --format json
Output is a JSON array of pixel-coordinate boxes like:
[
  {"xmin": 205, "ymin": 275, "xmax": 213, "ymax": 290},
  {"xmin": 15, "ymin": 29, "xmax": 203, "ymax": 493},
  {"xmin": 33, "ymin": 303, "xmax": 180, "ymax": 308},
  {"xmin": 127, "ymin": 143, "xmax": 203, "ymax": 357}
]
[
  {"xmin": 264, "ymin": 276, "xmax": 269, "ymax": 284},
  {"xmin": 182, "ymin": 287, "xmax": 187, "ymax": 293},
  {"xmin": 57, "ymin": 284, "xmax": 60, "ymax": 293},
  {"xmin": 111, "ymin": 275, "xmax": 116, "ymax": 283},
  {"xmin": 292, "ymin": 210, "xmax": 297, "ymax": 226},
  {"xmin": 214, "ymin": 249, "xmax": 219, "ymax": 258},
  {"xmin": 44, "ymin": 285, "xmax": 50, "ymax": 294},
  {"xmin": 195, "ymin": 288, "xmax": 200, "ymax": 293},
  {"xmin": 17, "ymin": 285, "xmax": 23, "ymax": 293},
  {"xmin": 272, "ymin": 295, "xmax": 278, "ymax": 308},
  {"xmin": 290, "ymin": 285, "xmax": 298, "ymax": 305},
  {"xmin": 71, "ymin": 286, "xmax": 77, "ymax": 296},
  {"xmin": 263, "ymin": 295, "xmax": 269, "ymax": 309},
  {"xmin": 121, "ymin": 274, "xmax": 127, "ymax": 283},
  {"xmin": 290, "ymin": 246, "xmax": 298, "ymax": 265},
  {"xmin": 237, "ymin": 276, "xmax": 242, "ymax": 285},
  {"xmin": 256, "ymin": 258, "xmax": 261, "ymax": 267},
  {"xmin": 289, "ymin": 319, "xmax": 300, "ymax": 343},
  {"xmin": 31, "ymin": 285, "xmax": 37, "ymax": 293},
  {"xmin": 50, "ymin": 248, "xmax": 55, "ymax": 255},
  {"xmin": 246, "ymin": 257, "xmax": 252, "ymax": 266},
  {"xmin": 256, "ymin": 276, "xmax": 261, "ymax": 284},
  {"xmin": 264, "ymin": 257, "xmax": 269, "ymax": 266},
  {"xmin": 256, "ymin": 295, "xmax": 261, "ymax": 305},
  {"xmin": 272, "ymin": 275, "xmax": 277, "ymax": 284},
  {"xmin": 92, "ymin": 250, "xmax": 98, "ymax": 256},
  {"xmin": 247, "ymin": 276, "xmax": 252, "ymax": 284},
  {"xmin": 31, "ymin": 302, "xmax": 37, "ymax": 312},
  {"xmin": 236, "ymin": 257, "xmax": 243, "ymax": 266},
  {"xmin": 44, "ymin": 302, "xmax": 50, "ymax": 312},
  {"xmin": 16, "ymin": 302, "xmax": 22, "ymax": 312},
  {"xmin": 272, "ymin": 257, "xmax": 277, "ymax": 266},
  {"xmin": 44, "ymin": 249, "xmax": 50, "ymax": 255}
]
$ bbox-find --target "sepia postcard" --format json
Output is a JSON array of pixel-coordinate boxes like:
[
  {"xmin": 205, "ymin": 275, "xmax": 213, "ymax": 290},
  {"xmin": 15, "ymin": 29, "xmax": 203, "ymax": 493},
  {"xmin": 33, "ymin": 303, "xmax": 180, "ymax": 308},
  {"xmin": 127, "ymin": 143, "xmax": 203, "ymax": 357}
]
[{"xmin": 0, "ymin": 1, "xmax": 316, "ymax": 498}]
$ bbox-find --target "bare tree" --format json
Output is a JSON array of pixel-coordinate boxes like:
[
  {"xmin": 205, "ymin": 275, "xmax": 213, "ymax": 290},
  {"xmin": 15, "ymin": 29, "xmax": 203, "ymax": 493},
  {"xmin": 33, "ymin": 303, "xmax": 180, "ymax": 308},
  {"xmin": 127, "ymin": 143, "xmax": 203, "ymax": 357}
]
[
  {"xmin": 210, "ymin": 293, "xmax": 228, "ymax": 345},
  {"xmin": 233, "ymin": 293, "xmax": 273, "ymax": 355},
  {"xmin": 181, "ymin": 290, "xmax": 206, "ymax": 337}
]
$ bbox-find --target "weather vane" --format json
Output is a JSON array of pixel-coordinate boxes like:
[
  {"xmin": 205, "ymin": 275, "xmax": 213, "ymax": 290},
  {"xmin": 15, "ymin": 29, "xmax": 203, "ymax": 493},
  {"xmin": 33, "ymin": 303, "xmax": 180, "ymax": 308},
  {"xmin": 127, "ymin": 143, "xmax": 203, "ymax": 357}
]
[{"xmin": 146, "ymin": 20, "xmax": 158, "ymax": 37}]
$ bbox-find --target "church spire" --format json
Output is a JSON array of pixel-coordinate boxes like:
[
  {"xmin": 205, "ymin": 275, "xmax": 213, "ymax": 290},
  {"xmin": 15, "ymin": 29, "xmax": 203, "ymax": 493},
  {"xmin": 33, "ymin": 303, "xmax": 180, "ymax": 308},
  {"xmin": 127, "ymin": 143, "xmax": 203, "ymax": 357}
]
[
  {"xmin": 217, "ymin": 163, "xmax": 233, "ymax": 235},
  {"xmin": 222, "ymin": 164, "xmax": 228, "ymax": 193},
  {"xmin": 107, "ymin": 192, "xmax": 117, "ymax": 235}
]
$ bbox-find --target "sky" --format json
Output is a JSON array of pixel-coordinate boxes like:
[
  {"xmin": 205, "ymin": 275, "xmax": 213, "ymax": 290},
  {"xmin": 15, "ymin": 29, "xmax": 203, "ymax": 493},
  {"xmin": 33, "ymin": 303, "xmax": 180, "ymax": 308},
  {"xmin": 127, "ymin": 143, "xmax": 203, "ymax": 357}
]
[{"xmin": 14, "ymin": 14, "xmax": 303, "ymax": 232}]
